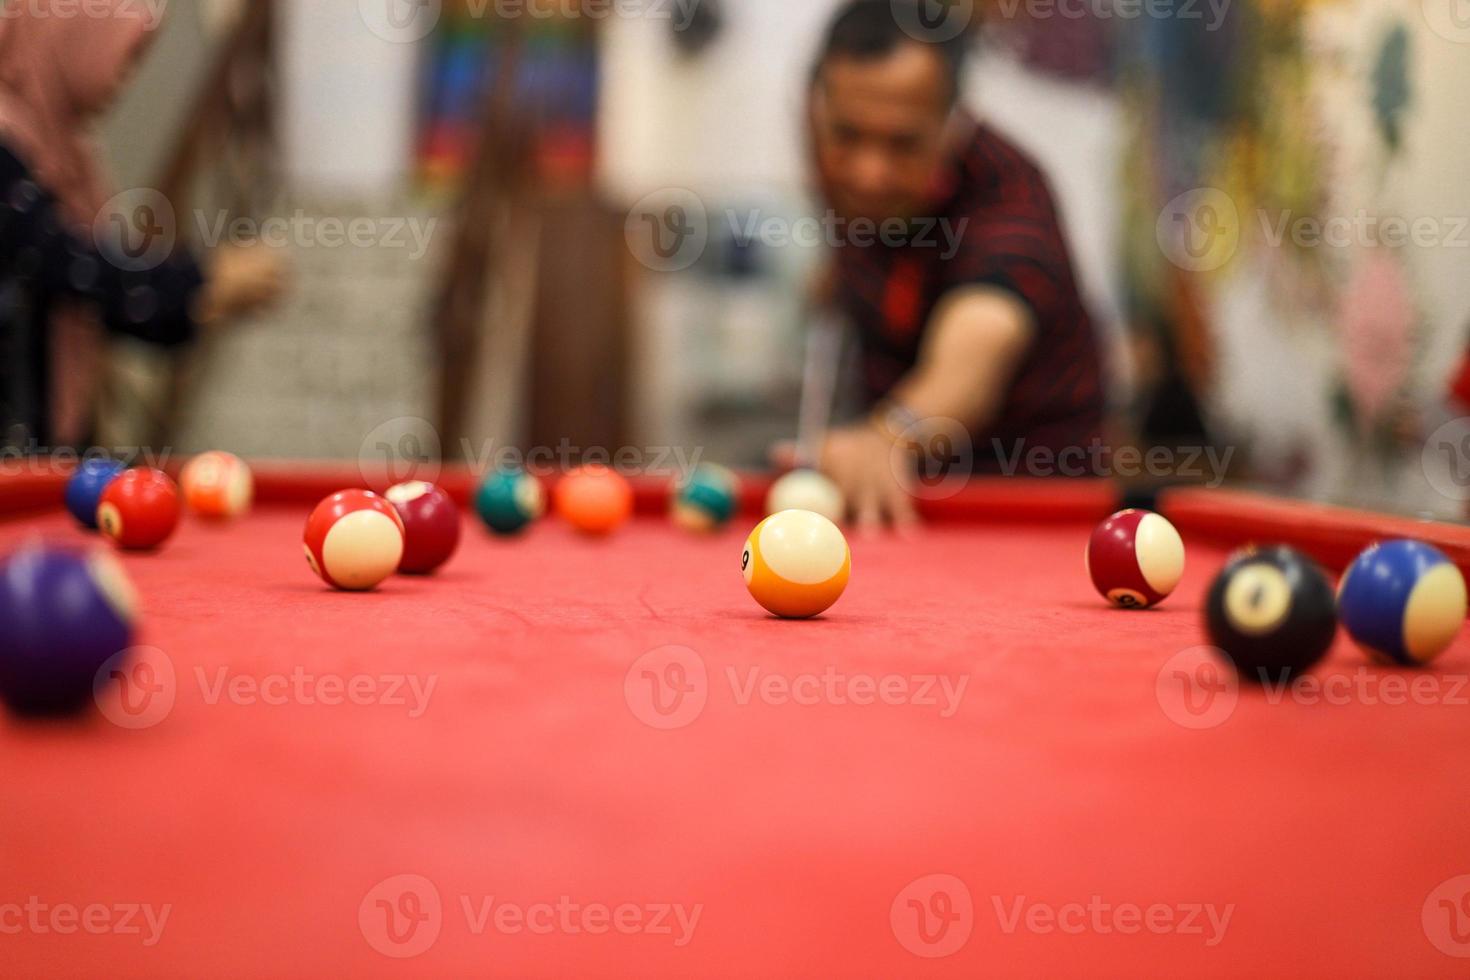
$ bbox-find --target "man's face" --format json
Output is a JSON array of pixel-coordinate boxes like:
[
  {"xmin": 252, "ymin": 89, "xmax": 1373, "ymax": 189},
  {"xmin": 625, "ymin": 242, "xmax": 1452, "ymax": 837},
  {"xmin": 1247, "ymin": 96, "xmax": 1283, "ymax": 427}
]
[{"xmin": 810, "ymin": 43, "xmax": 953, "ymax": 224}]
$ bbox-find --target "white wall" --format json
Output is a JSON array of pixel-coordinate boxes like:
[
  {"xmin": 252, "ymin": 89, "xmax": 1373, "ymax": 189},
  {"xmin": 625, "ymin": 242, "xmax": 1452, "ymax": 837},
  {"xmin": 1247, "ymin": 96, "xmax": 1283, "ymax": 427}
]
[{"xmin": 279, "ymin": 0, "xmax": 421, "ymax": 195}]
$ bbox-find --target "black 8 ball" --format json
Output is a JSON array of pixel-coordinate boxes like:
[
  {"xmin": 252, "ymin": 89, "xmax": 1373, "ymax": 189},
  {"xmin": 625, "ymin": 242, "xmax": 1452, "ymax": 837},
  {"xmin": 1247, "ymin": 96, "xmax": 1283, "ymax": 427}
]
[{"xmin": 1205, "ymin": 546, "xmax": 1338, "ymax": 684}]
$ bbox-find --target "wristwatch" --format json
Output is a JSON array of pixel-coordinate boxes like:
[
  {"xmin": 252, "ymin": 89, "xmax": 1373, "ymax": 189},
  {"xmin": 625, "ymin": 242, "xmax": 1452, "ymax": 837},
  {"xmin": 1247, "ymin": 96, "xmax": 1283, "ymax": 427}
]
[{"xmin": 871, "ymin": 401, "xmax": 927, "ymax": 449}]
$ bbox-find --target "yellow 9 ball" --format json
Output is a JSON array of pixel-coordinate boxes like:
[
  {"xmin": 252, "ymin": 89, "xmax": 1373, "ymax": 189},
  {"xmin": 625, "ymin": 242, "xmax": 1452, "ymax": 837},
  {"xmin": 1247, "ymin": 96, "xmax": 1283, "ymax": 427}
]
[{"xmin": 742, "ymin": 510, "xmax": 851, "ymax": 619}]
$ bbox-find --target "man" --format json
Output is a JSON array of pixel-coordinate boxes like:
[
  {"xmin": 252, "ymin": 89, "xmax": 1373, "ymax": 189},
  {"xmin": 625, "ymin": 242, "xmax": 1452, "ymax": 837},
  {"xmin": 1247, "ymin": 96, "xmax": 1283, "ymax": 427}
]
[{"xmin": 807, "ymin": 0, "xmax": 1105, "ymax": 528}]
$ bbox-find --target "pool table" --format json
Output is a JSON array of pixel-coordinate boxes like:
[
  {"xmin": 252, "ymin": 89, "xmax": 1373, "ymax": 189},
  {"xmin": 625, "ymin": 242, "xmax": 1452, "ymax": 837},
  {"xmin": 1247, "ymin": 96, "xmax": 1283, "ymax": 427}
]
[{"xmin": 2, "ymin": 463, "xmax": 1470, "ymax": 977}]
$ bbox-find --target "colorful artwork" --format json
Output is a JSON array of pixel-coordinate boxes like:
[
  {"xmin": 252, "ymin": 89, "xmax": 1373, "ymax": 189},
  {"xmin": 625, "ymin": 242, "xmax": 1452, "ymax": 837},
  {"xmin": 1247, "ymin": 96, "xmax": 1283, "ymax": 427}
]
[
  {"xmin": 417, "ymin": 3, "xmax": 599, "ymax": 189},
  {"xmin": 1118, "ymin": 2, "xmax": 1426, "ymax": 477}
]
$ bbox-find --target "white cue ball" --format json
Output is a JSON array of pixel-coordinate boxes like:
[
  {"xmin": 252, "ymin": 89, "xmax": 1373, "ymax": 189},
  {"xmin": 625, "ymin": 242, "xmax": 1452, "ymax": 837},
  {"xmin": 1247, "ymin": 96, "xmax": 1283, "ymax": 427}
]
[{"xmin": 766, "ymin": 469, "xmax": 846, "ymax": 525}]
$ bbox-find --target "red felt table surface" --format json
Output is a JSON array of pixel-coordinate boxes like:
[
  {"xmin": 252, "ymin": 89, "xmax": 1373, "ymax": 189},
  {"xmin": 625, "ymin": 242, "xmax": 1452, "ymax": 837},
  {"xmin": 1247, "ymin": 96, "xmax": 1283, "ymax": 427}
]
[{"xmin": 3, "ymin": 491, "xmax": 1470, "ymax": 977}]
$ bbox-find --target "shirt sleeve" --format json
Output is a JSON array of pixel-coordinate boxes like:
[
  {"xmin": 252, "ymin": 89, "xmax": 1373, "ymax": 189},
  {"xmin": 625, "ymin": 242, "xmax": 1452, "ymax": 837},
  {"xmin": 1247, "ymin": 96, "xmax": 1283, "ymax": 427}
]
[
  {"xmin": 1452, "ymin": 346, "xmax": 1470, "ymax": 411},
  {"xmin": 0, "ymin": 145, "xmax": 203, "ymax": 348},
  {"xmin": 938, "ymin": 159, "xmax": 1079, "ymax": 337}
]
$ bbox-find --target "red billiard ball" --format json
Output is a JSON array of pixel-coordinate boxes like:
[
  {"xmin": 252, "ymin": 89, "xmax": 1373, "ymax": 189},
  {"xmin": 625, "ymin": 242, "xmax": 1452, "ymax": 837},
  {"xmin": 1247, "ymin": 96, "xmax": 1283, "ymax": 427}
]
[
  {"xmin": 385, "ymin": 481, "xmax": 461, "ymax": 575},
  {"xmin": 98, "ymin": 468, "xmax": 181, "ymax": 551},
  {"xmin": 1086, "ymin": 509, "xmax": 1185, "ymax": 609},
  {"xmin": 303, "ymin": 490, "xmax": 406, "ymax": 592}
]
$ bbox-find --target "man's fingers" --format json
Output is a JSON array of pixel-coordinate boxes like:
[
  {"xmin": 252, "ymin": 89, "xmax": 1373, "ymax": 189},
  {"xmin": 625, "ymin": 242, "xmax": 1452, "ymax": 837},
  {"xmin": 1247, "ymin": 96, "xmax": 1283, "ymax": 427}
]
[
  {"xmin": 854, "ymin": 484, "xmax": 884, "ymax": 535},
  {"xmin": 885, "ymin": 480, "xmax": 920, "ymax": 533},
  {"xmin": 768, "ymin": 441, "xmax": 801, "ymax": 470}
]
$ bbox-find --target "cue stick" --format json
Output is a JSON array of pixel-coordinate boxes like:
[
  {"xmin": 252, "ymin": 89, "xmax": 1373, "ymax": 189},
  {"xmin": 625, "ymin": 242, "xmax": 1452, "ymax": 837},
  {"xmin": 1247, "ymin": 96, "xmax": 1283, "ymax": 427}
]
[{"xmin": 795, "ymin": 310, "xmax": 845, "ymax": 470}]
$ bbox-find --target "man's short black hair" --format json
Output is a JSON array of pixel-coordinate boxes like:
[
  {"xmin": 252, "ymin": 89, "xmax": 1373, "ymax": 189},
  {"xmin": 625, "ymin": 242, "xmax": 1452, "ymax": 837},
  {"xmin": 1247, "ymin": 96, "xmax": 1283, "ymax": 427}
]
[{"xmin": 812, "ymin": 0, "xmax": 973, "ymax": 106}]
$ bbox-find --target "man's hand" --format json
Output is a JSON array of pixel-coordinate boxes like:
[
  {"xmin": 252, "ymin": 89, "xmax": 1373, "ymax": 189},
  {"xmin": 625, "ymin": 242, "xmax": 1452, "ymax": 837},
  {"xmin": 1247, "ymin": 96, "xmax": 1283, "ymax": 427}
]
[{"xmin": 820, "ymin": 423, "xmax": 918, "ymax": 533}]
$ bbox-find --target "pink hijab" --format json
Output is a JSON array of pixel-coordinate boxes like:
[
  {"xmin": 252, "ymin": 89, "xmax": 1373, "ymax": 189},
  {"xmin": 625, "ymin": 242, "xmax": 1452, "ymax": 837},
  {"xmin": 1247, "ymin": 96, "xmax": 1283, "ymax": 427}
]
[{"xmin": 0, "ymin": 0, "xmax": 159, "ymax": 445}]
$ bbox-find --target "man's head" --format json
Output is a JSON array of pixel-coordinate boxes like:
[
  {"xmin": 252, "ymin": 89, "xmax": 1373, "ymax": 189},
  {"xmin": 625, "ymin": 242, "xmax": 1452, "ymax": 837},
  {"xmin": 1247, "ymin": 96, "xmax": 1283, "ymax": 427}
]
[{"xmin": 809, "ymin": 0, "xmax": 971, "ymax": 224}]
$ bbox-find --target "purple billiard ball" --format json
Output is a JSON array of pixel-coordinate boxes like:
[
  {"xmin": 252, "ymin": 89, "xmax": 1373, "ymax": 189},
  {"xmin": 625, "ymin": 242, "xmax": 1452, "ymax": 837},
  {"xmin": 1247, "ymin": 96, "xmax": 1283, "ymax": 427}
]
[{"xmin": 0, "ymin": 544, "xmax": 138, "ymax": 715}]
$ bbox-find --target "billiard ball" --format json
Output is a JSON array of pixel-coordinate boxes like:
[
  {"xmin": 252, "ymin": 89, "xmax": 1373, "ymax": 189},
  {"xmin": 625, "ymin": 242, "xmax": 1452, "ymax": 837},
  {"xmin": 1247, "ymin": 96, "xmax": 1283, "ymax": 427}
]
[
  {"xmin": 1206, "ymin": 545, "xmax": 1338, "ymax": 683},
  {"xmin": 1337, "ymin": 540, "xmax": 1467, "ymax": 667},
  {"xmin": 556, "ymin": 465, "xmax": 634, "ymax": 536},
  {"xmin": 672, "ymin": 463, "xmax": 740, "ymax": 532},
  {"xmin": 0, "ymin": 544, "xmax": 137, "ymax": 715},
  {"xmin": 64, "ymin": 458, "xmax": 127, "ymax": 530},
  {"xmin": 1086, "ymin": 509, "xmax": 1186, "ymax": 609},
  {"xmin": 476, "ymin": 468, "xmax": 545, "ymax": 536},
  {"xmin": 385, "ymin": 481, "xmax": 461, "ymax": 575},
  {"xmin": 303, "ymin": 490, "xmax": 406, "ymax": 591},
  {"xmin": 766, "ymin": 469, "xmax": 845, "ymax": 525},
  {"xmin": 98, "ymin": 468, "xmax": 181, "ymax": 551},
  {"xmin": 742, "ymin": 510, "xmax": 851, "ymax": 619},
  {"xmin": 180, "ymin": 451, "xmax": 253, "ymax": 520}
]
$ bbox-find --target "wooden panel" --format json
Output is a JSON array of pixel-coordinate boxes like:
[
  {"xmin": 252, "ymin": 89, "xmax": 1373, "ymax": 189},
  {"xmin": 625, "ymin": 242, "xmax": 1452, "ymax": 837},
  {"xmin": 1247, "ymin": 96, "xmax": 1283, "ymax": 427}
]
[{"xmin": 528, "ymin": 195, "xmax": 631, "ymax": 459}]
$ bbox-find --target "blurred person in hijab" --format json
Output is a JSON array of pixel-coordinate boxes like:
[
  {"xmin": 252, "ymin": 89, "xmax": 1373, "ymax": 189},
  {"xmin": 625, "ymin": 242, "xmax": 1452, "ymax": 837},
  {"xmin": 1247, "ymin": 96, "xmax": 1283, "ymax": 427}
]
[{"xmin": 0, "ymin": 0, "xmax": 283, "ymax": 452}]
